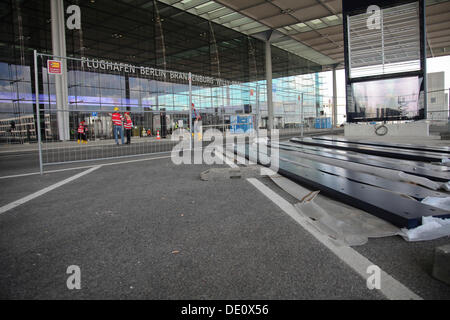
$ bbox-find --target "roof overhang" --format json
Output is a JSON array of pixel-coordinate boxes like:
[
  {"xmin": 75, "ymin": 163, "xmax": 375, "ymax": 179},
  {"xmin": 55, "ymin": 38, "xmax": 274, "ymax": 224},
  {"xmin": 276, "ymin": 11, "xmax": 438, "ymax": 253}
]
[{"xmin": 158, "ymin": 0, "xmax": 450, "ymax": 69}]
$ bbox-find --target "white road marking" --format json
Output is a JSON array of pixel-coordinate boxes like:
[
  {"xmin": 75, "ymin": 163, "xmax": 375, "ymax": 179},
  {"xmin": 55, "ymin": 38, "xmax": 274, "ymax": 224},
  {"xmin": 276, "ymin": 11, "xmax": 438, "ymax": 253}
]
[
  {"xmin": 93, "ymin": 155, "xmax": 172, "ymax": 167},
  {"xmin": 0, "ymin": 166, "xmax": 101, "ymax": 215},
  {"xmin": 1, "ymin": 142, "xmax": 237, "ymax": 180},
  {"xmin": 0, "ymin": 155, "xmax": 172, "ymax": 180},
  {"xmin": 247, "ymin": 178, "xmax": 422, "ymax": 300},
  {"xmin": 0, "ymin": 153, "xmax": 34, "ymax": 159},
  {"xmin": 219, "ymin": 150, "xmax": 422, "ymax": 300},
  {"xmin": 215, "ymin": 147, "xmax": 238, "ymax": 168}
]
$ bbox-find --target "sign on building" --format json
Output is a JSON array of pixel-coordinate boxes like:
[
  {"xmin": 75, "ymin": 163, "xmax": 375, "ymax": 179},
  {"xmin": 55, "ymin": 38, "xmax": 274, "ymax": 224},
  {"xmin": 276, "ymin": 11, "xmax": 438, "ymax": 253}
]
[{"xmin": 47, "ymin": 60, "xmax": 62, "ymax": 74}]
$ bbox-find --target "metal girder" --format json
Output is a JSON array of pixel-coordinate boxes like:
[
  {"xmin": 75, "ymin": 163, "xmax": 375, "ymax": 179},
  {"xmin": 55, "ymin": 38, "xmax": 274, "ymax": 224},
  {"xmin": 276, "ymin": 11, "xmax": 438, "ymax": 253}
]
[
  {"xmin": 278, "ymin": 148, "xmax": 448, "ymax": 200},
  {"xmin": 239, "ymin": 144, "xmax": 450, "ymax": 229},
  {"xmin": 290, "ymin": 137, "xmax": 448, "ymax": 163},
  {"xmin": 279, "ymin": 141, "xmax": 450, "ymax": 182},
  {"xmin": 311, "ymin": 136, "xmax": 450, "ymax": 154}
]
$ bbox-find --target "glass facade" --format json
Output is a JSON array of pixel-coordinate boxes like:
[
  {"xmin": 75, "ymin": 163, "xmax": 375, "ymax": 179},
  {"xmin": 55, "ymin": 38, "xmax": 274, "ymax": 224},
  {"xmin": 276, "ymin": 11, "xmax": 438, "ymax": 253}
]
[
  {"xmin": 348, "ymin": 76, "xmax": 424, "ymax": 122},
  {"xmin": 0, "ymin": 0, "xmax": 327, "ymax": 142}
]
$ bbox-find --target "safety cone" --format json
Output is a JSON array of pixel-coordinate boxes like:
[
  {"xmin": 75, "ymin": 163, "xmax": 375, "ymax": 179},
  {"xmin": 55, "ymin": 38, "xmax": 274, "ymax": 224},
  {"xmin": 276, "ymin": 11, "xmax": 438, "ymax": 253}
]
[{"xmin": 156, "ymin": 130, "xmax": 161, "ymax": 140}]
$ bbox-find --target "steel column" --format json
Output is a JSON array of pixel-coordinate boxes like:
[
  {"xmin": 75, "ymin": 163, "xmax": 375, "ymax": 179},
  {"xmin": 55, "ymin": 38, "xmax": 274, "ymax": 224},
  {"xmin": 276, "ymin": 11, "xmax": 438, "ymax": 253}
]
[
  {"xmin": 332, "ymin": 66, "xmax": 338, "ymax": 129},
  {"xmin": 420, "ymin": 0, "xmax": 428, "ymax": 119}
]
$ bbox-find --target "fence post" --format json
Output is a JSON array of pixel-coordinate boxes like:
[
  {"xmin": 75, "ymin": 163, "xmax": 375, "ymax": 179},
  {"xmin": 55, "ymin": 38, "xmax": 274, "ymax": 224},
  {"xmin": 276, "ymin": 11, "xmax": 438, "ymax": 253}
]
[
  {"xmin": 188, "ymin": 72, "xmax": 192, "ymax": 150},
  {"xmin": 256, "ymin": 84, "xmax": 260, "ymax": 138},
  {"xmin": 33, "ymin": 50, "xmax": 44, "ymax": 175},
  {"xmin": 301, "ymin": 92, "xmax": 304, "ymax": 138}
]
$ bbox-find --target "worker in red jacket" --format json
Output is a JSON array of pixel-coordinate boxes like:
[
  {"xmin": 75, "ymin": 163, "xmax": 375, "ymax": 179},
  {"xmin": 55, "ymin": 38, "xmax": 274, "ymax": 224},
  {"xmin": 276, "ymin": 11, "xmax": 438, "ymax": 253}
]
[
  {"xmin": 111, "ymin": 107, "xmax": 124, "ymax": 145},
  {"xmin": 124, "ymin": 112, "xmax": 133, "ymax": 144},
  {"xmin": 77, "ymin": 120, "xmax": 87, "ymax": 144}
]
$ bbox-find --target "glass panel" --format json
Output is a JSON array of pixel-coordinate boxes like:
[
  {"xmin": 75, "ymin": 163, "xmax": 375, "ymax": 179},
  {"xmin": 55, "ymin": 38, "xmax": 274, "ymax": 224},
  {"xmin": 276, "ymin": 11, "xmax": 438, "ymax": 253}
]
[
  {"xmin": 348, "ymin": 2, "xmax": 421, "ymax": 78},
  {"xmin": 348, "ymin": 76, "xmax": 423, "ymax": 122}
]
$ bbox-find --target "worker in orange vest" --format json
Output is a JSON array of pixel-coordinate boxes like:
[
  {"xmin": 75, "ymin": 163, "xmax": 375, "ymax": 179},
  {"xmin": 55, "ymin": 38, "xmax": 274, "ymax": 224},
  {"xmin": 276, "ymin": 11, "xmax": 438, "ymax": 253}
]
[
  {"xmin": 124, "ymin": 112, "xmax": 133, "ymax": 144},
  {"xmin": 111, "ymin": 107, "xmax": 124, "ymax": 145},
  {"xmin": 77, "ymin": 120, "xmax": 87, "ymax": 144}
]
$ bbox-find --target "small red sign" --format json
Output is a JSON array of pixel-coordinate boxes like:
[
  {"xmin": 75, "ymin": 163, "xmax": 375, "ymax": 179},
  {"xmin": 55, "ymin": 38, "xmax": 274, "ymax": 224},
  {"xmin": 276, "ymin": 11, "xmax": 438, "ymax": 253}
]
[{"xmin": 47, "ymin": 60, "xmax": 62, "ymax": 74}]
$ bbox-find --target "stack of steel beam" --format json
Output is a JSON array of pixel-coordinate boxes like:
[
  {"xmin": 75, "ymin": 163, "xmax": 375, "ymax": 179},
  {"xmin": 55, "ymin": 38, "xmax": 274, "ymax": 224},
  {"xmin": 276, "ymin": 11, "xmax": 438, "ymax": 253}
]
[
  {"xmin": 310, "ymin": 136, "xmax": 450, "ymax": 154},
  {"xmin": 236, "ymin": 138, "xmax": 450, "ymax": 229},
  {"xmin": 290, "ymin": 137, "xmax": 449, "ymax": 163}
]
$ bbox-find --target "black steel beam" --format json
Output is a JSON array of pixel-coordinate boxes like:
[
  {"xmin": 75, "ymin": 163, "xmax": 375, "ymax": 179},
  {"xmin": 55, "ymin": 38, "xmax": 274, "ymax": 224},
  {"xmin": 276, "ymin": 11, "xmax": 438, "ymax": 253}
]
[
  {"xmin": 278, "ymin": 142, "xmax": 450, "ymax": 182},
  {"xmin": 280, "ymin": 141, "xmax": 447, "ymax": 173},
  {"xmin": 239, "ymin": 144, "xmax": 450, "ymax": 229},
  {"xmin": 290, "ymin": 137, "xmax": 446, "ymax": 163},
  {"xmin": 278, "ymin": 148, "xmax": 448, "ymax": 200},
  {"xmin": 311, "ymin": 136, "xmax": 450, "ymax": 154}
]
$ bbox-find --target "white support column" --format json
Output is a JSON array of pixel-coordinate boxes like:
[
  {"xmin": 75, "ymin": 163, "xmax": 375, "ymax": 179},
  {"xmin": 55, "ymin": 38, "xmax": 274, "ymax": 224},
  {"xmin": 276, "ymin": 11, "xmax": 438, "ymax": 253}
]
[
  {"xmin": 256, "ymin": 84, "xmax": 260, "ymax": 136},
  {"xmin": 265, "ymin": 40, "xmax": 273, "ymax": 134},
  {"xmin": 51, "ymin": 0, "xmax": 70, "ymax": 141},
  {"xmin": 332, "ymin": 66, "xmax": 338, "ymax": 128},
  {"xmin": 188, "ymin": 72, "xmax": 192, "ymax": 150},
  {"xmin": 301, "ymin": 93, "xmax": 304, "ymax": 137}
]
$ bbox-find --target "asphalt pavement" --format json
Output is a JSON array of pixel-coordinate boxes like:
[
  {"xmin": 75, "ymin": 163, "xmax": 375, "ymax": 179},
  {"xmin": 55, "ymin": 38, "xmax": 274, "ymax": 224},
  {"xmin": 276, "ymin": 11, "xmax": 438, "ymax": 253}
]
[
  {"xmin": 0, "ymin": 133, "xmax": 448, "ymax": 299},
  {"xmin": 0, "ymin": 156, "xmax": 385, "ymax": 299}
]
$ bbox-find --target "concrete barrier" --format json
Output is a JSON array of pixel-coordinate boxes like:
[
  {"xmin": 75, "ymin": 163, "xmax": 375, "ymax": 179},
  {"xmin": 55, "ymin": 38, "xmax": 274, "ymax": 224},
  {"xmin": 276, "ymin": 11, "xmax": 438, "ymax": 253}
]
[{"xmin": 432, "ymin": 244, "xmax": 450, "ymax": 285}]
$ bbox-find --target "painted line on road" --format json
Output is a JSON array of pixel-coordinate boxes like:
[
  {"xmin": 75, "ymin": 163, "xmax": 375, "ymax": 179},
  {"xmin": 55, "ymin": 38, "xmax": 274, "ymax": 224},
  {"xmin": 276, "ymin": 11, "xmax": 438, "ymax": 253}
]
[
  {"xmin": 43, "ymin": 151, "xmax": 173, "ymax": 166},
  {"xmin": 0, "ymin": 149, "xmax": 37, "ymax": 155},
  {"xmin": 0, "ymin": 153, "xmax": 35, "ymax": 159},
  {"xmin": 0, "ymin": 166, "xmax": 101, "ymax": 216},
  {"xmin": 246, "ymin": 177, "xmax": 422, "ymax": 300},
  {"xmin": 0, "ymin": 142, "xmax": 236, "ymax": 180},
  {"xmin": 0, "ymin": 155, "xmax": 172, "ymax": 180},
  {"xmin": 218, "ymin": 150, "xmax": 421, "ymax": 300},
  {"xmin": 215, "ymin": 147, "xmax": 238, "ymax": 168},
  {"xmin": 0, "ymin": 140, "xmax": 175, "ymax": 155}
]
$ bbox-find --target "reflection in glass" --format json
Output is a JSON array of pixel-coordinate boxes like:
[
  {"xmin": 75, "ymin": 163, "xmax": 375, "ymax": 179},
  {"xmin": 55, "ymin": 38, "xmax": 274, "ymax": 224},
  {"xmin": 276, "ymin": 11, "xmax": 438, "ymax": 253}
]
[{"xmin": 349, "ymin": 76, "xmax": 423, "ymax": 122}]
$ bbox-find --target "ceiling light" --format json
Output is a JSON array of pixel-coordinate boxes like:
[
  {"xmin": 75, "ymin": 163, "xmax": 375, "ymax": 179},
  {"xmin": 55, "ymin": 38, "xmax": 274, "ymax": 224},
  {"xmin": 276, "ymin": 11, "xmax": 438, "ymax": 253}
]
[
  {"xmin": 195, "ymin": 1, "xmax": 214, "ymax": 9},
  {"xmin": 281, "ymin": 8, "xmax": 294, "ymax": 14}
]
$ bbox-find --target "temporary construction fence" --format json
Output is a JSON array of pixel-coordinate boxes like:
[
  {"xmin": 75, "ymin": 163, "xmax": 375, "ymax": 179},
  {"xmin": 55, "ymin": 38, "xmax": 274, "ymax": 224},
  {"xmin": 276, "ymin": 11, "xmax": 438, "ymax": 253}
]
[
  {"xmin": 32, "ymin": 51, "xmax": 258, "ymax": 172},
  {"xmin": 31, "ymin": 51, "xmax": 343, "ymax": 173},
  {"xmin": 36, "ymin": 108, "xmax": 253, "ymax": 165}
]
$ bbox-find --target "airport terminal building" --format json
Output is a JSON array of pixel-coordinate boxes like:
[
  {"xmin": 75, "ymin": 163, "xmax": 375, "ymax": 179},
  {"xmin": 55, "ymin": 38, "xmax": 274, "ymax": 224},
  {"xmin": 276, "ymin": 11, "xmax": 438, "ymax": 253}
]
[
  {"xmin": 2, "ymin": 0, "xmax": 449, "ymax": 145},
  {"xmin": 1, "ymin": 0, "xmax": 450, "ymax": 302},
  {"xmin": 0, "ymin": 0, "xmax": 335, "ymax": 143}
]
